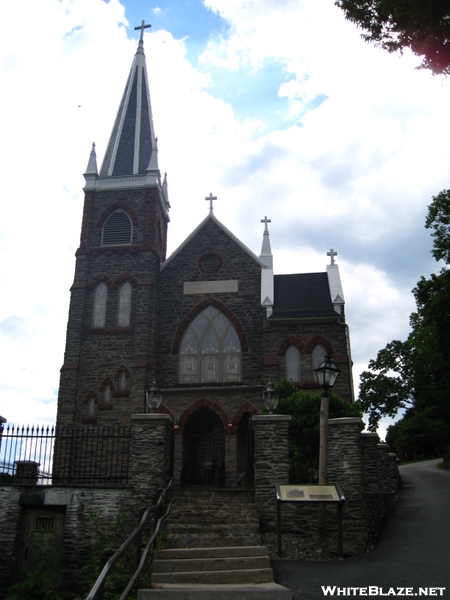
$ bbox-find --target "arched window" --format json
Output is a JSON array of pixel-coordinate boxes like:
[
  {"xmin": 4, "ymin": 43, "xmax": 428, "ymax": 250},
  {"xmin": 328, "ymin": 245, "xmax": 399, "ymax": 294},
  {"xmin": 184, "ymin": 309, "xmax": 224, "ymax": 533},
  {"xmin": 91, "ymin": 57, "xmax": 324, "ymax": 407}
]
[
  {"xmin": 93, "ymin": 282, "xmax": 108, "ymax": 328},
  {"xmin": 119, "ymin": 372, "xmax": 127, "ymax": 391},
  {"xmin": 286, "ymin": 346, "xmax": 300, "ymax": 382},
  {"xmin": 312, "ymin": 344, "xmax": 327, "ymax": 381},
  {"xmin": 87, "ymin": 398, "xmax": 96, "ymax": 417},
  {"xmin": 179, "ymin": 306, "xmax": 242, "ymax": 383},
  {"xmin": 117, "ymin": 281, "xmax": 132, "ymax": 327},
  {"xmin": 103, "ymin": 385, "xmax": 111, "ymax": 403},
  {"xmin": 102, "ymin": 209, "xmax": 132, "ymax": 246}
]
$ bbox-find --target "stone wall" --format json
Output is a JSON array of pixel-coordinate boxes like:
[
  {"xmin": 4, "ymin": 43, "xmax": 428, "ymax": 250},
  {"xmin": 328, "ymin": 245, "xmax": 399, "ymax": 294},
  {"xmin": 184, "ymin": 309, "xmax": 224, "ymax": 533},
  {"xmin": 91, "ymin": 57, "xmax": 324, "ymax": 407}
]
[
  {"xmin": 251, "ymin": 415, "xmax": 401, "ymax": 557},
  {"xmin": 0, "ymin": 413, "xmax": 172, "ymax": 595},
  {"xmin": 252, "ymin": 414, "xmax": 291, "ymax": 529}
]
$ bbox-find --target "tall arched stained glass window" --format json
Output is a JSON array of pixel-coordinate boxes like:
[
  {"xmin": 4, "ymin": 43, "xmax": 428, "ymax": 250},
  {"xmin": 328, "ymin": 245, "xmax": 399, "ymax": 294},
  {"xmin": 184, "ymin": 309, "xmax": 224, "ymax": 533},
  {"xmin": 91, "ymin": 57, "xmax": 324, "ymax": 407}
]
[
  {"xmin": 179, "ymin": 307, "xmax": 242, "ymax": 383},
  {"xmin": 286, "ymin": 346, "xmax": 300, "ymax": 382},
  {"xmin": 117, "ymin": 281, "xmax": 132, "ymax": 327},
  {"xmin": 93, "ymin": 282, "xmax": 107, "ymax": 328}
]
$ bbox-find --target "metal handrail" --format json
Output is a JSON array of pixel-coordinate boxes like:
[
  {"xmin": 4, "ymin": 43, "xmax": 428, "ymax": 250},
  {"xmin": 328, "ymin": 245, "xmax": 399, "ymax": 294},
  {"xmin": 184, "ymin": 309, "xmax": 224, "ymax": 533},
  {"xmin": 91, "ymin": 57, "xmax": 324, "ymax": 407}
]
[{"xmin": 85, "ymin": 478, "xmax": 173, "ymax": 600}]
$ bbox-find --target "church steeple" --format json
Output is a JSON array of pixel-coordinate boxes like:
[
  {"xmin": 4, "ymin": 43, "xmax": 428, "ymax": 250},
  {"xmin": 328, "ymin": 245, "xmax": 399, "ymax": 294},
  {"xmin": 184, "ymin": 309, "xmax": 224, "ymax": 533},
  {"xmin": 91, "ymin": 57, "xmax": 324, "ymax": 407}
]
[
  {"xmin": 99, "ymin": 23, "xmax": 158, "ymax": 178},
  {"xmin": 260, "ymin": 216, "xmax": 274, "ymax": 316}
]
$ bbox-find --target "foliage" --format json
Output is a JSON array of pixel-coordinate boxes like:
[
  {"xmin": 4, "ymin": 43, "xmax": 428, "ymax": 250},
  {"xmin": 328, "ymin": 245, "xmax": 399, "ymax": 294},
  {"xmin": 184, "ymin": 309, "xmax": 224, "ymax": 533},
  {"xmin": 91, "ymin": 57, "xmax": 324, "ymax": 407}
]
[
  {"xmin": 359, "ymin": 189, "xmax": 450, "ymax": 455},
  {"xmin": 5, "ymin": 529, "xmax": 63, "ymax": 600},
  {"xmin": 82, "ymin": 511, "xmax": 152, "ymax": 600},
  {"xmin": 386, "ymin": 408, "xmax": 449, "ymax": 460},
  {"xmin": 273, "ymin": 379, "xmax": 361, "ymax": 482},
  {"xmin": 335, "ymin": 0, "xmax": 450, "ymax": 76}
]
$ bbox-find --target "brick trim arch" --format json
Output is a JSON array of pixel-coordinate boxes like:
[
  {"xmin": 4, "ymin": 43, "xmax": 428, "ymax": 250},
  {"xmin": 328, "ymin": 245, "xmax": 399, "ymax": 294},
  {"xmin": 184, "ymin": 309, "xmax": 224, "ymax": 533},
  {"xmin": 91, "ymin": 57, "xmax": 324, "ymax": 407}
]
[
  {"xmin": 113, "ymin": 364, "xmax": 131, "ymax": 381},
  {"xmin": 82, "ymin": 391, "xmax": 99, "ymax": 405},
  {"xmin": 305, "ymin": 335, "xmax": 333, "ymax": 354},
  {"xmin": 113, "ymin": 273, "xmax": 138, "ymax": 290},
  {"xmin": 277, "ymin": 336, "xmax": 306, "ymax": 357},
  {"xmin": 231, "ymin": 402, "xmax": 259, "ymax": 427},
  {"xmin": 87, "ymin": 273, "xmax": 113, "ymax": 290},
  {"xmin": 95, "ymin": 202, "xmax": 139, "ymax": 229},
  {"xmin": 177, "ymin": 398, "xmax": 229, "ymax": 434},
  {"xmin": 172, "ymin": 296, "xmax": 248, "ymax": 354},
  {"xmin": 99, "ymin": 378, "xmax": 114, "ymax": 393}
]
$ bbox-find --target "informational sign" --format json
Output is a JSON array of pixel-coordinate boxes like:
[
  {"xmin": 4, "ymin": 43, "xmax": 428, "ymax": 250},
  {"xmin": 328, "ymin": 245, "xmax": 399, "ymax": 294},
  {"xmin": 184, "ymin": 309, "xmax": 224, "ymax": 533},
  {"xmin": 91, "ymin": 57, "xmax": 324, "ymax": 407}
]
[
  {"xmin": 277, "ymin": 484, "xmax": 343, "ymax": 503},
  {"xmin": 275, "ymin": 483, "xmax": 345, "ymax": 559}
]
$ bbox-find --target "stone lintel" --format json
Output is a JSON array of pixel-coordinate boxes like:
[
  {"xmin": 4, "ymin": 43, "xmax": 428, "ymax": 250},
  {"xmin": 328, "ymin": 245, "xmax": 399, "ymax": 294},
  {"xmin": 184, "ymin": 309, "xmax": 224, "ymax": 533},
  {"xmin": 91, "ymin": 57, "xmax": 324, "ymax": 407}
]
[
  {"xmin": 377, "ymin": 443, "xmax": 390, "ymax": 448},
  {"xmin": 362, "ymin": 432, "xmax": 379, "ymax": 438},
  {"xmin": 252, "ymin": 415, "xmax": 291, "ymax": 424},
  {"xmin": 328, "ymin": 417, "xmax": 364, "ymax": 429}
]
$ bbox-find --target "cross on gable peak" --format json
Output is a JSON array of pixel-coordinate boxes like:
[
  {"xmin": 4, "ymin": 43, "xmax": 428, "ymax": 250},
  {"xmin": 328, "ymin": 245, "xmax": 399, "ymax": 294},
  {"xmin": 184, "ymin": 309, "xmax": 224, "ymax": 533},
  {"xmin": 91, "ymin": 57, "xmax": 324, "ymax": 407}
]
[
  {"xmin": 327, "ymin": 248, "xmax": 338, "ymax": 265},
  {"xmin": 261, "ymin": 216, "xmax": 271, "ymax": 232},
  {"xmin": 205, "ymin": 193, "xmax": 217, "ymax": 213},
  {"xmin": 134, "ymin": 20, "xmax": 151, "ymax": 43}
]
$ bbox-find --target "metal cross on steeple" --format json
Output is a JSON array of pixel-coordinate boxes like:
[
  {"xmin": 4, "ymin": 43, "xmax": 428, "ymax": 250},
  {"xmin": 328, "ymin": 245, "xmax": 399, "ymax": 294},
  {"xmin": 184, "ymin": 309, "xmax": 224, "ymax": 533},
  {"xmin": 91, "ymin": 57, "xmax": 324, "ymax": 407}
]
[
  {"xmin": 327, "ymin": 248, "xmax": 338, "ymax": 265},
  {"xmin": 261, "ymin": 216, "xmax": 271, "ymax": 232},
  {"xmin": 205, "ymin": 193, "xmax": 217, "ymax": 213},
  {"xmin": 134, "ymin": 20, "xmax": 151, "ymax": 42}
]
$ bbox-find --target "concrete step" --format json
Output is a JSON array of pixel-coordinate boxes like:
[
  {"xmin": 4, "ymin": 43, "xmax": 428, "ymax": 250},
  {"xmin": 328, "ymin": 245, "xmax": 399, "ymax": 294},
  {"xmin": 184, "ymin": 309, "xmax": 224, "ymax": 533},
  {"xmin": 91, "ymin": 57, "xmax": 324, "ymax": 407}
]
[
  {"xmin": 137, "ymin": 582, "xmax": 292, "ymax": 599},
  {"xmin": 164, "ymin": 533, "xmax": 262, "ymax": 549},
  {"xmin": 153, "ymin": 555, "xmax": 270, "ymax": 574},
  {"xmin": 156, "ymin": 546, "xmax": 268, "ymax": 560},
  {"xmin": 152, "ymin": 567, "xmax": 274, "ymax": 585},
  {"xmin": 152, "ymin": 546, "xmax": 273, "ymax": 585}
]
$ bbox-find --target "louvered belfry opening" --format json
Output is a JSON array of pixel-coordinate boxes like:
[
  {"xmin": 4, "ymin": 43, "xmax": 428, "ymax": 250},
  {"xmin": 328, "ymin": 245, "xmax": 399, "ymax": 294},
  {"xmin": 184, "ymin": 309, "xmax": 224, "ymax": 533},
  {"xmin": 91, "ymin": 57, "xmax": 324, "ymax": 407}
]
[{"xmin": 102, "ymin": 209, "xmax": 132, "ymax": 246}]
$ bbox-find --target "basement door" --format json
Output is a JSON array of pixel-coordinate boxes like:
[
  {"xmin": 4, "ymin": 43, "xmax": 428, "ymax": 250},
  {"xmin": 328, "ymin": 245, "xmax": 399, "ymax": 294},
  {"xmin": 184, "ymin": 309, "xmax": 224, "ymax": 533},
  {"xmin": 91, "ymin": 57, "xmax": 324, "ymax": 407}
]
[{"xmin": 18, "ymin": 506, "xmax": 65, "ymax": 585}]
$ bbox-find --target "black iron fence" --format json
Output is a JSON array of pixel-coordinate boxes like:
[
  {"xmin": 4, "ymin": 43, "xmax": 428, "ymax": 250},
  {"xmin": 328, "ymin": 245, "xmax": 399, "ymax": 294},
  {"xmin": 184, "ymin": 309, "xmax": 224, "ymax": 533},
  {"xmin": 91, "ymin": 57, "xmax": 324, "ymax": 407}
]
[
  {"xmin": 0, "ymin": 424, "xmax": 131, "ymax": 486},
  {"xmin": 289, "ymin": 423, "xmax": 319, "ymax": 484}
]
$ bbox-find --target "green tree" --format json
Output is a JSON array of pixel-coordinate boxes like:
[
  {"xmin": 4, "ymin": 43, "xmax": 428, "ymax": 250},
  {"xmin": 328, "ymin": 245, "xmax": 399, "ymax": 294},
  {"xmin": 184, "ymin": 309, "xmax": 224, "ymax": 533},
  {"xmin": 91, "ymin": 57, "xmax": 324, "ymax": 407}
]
[
  {"xmin": 335, "ymin": 0, "xmax": 450, "ymax": 76},
  {"xmin": 273, "ymin": 379, "xmax": 361, "ymax": 482},
  {"xmin": 359, "ymin": 189, "xmax": 450, "ymax": 452}
]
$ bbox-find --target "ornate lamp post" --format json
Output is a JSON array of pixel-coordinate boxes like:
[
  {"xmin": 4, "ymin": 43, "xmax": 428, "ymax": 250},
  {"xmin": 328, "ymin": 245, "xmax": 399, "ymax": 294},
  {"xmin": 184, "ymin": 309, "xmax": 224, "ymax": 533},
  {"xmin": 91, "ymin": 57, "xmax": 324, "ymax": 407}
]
[
  {"xmin": 263, "ymin": 380, "xmax": 279, "ymax": 414},
  {"xmin": 314, "ymin": 349, "xmax": 340, "ymax": 541},
  {"xmin": 145, "ymin": 379, "xmax": 162, "ymax": 413}
]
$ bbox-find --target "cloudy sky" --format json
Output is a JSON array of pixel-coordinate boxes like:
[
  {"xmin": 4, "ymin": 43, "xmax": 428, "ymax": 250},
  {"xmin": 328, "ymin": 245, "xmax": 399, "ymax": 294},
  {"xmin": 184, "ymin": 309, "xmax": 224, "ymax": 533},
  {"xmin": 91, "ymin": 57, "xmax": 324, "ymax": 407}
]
[{"xmin": 1, "ymin": 0, "xmax": 449, "ymax": 439}]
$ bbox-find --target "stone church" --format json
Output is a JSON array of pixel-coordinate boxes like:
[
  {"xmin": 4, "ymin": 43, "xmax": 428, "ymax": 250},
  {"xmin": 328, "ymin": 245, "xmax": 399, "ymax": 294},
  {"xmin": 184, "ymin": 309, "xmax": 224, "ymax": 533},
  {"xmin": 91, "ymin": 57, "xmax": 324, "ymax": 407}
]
[{"xmin": 55, "ymin": 31, "xmax": 354, "ymax": 488}]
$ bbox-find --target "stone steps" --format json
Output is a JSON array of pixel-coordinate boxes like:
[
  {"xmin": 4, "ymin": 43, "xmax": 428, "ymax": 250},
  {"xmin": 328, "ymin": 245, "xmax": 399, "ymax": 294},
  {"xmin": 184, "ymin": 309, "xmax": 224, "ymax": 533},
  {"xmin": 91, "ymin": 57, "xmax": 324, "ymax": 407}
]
[
  {"xmin": 138, "ymin": 489, "xmax": 292, "ymax": 598},
  {"xmin": 138, "ymin": 547, "xmax": 291, "ymax": 599},
  {"xmin": 165, "ymin": 488, "xmax": 262, "ymax": 549}
]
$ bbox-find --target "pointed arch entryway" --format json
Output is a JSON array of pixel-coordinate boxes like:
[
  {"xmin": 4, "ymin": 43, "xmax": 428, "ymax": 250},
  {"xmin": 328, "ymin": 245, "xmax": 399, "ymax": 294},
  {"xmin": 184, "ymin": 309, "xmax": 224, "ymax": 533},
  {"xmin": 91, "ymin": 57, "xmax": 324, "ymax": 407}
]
[{"xmin": 178, "ymin": 400, "xmax": 228, "ymax": 486}]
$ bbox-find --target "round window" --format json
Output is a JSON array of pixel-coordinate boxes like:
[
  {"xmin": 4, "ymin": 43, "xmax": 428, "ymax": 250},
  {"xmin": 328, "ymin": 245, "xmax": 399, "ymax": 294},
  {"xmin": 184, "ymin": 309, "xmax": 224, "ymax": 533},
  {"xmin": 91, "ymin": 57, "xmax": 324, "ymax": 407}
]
[{"xmin": 198, "ymin": 252, "xmax": 222, "ymax": 274}]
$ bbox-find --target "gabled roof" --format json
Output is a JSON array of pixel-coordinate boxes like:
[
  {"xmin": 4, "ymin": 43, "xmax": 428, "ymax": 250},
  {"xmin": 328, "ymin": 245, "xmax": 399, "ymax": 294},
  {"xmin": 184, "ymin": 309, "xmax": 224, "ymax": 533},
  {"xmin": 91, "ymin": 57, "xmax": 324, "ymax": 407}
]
[
  {"xmin": 270, "ymin": 273, "xmax": 336, "ymax": 319},
  {"xmin": 161, "ymin": 212, "xmax": 265, "ymax": 271},
  {"xmin": 99, "ymin": 38, "xmax": 158, "ymax": 177}
]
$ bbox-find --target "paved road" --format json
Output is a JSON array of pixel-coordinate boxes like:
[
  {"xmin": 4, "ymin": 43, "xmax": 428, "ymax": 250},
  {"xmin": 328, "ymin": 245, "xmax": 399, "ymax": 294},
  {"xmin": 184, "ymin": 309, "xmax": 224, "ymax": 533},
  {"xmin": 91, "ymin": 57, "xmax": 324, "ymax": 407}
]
[{"xmin": 272, "ymin": 459, "xmax": 450, "ymax": 599}]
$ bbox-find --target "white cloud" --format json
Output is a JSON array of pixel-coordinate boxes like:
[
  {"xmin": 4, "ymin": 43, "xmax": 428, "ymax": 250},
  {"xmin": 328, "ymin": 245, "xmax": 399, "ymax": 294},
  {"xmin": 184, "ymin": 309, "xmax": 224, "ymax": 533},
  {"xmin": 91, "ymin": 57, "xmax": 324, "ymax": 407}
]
[{"xmin": 1, "ymin": 0, "xmax": 449, "ymax": 443}]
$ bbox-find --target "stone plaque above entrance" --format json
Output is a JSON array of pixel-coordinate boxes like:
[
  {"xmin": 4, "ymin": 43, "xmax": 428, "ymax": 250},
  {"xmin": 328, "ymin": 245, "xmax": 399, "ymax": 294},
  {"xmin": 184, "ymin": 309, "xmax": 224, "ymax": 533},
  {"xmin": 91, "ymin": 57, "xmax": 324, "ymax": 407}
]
[{"xmin": 183, "ymin": 281, "xmax": 238, "ymax": 295}]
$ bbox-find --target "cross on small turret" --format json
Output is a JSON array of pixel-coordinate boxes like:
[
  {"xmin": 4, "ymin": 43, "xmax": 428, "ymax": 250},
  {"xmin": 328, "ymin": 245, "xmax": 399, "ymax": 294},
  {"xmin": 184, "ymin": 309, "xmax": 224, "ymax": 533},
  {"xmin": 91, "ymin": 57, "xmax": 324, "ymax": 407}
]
[
  {"xmin": 261, "ymin": 216, "xmax": 271, "ymax": 232},
  {"xmin": 205, "ymin": 193, "xmax": 217, "ymax": 213},
  {"xmin": 327, "ymin": 248, "xmax": 338, "ymax": 265},
  {"xmin": 134, "ymin": 20, "xmax": 151, "ymax": 42}
]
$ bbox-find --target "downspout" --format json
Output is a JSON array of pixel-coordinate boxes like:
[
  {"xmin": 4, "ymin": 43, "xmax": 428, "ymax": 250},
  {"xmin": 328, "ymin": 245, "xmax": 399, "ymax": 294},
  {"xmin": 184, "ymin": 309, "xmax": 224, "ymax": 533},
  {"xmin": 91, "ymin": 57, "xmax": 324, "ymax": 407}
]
[{"xmin": 337, "ymin": 319, "xmax": 355, "ymax": 403}]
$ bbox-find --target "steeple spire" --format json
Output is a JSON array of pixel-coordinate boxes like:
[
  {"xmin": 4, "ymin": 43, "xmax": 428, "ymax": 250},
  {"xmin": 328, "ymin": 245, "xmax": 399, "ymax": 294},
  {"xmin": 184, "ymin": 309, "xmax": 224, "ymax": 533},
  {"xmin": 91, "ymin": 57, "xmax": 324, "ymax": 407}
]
[
  {"xmin": 99, "ymin": 23, "xmax": 158, "ymax": 177},
  {"xmin": 260, "ymin": 216, "xmax": 274, "ymax": 316},
  {"xmin": 259, "ymin": 216, "xmax": 273, "ymax": 269}
]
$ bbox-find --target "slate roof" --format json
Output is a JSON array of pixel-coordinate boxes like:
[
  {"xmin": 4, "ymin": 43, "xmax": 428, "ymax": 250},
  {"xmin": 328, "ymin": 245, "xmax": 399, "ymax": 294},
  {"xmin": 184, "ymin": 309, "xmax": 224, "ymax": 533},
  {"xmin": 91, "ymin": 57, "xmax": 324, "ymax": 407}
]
[
  {"xmin": 270, "ymin": 273, "xmax": 335, "ymax": 319},
  {"xmin": 100, "ymin": 40, "xmax": 157, "ymax": 177}
]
